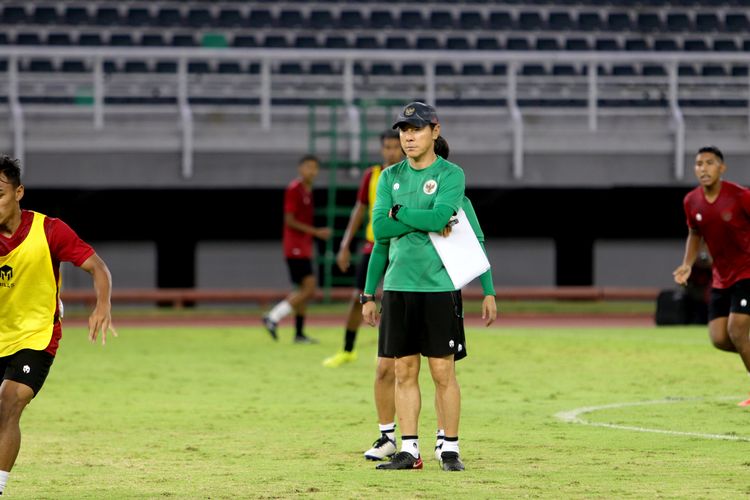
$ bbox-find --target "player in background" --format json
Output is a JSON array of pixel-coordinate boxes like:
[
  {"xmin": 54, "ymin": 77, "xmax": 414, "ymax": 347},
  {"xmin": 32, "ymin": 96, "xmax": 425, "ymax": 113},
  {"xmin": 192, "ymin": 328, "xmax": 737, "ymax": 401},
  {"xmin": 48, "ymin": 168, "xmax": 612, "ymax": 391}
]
[
  {"xmin": 0, "ymin": 155, "xmax": 116, "ymax": 495},
  {"xmin": 673, "ymin": 145, "xmax": 750, "ymax": 406},
  {"xmin": 263, "ymin": 155, "xmax": 331, "ymax": 344},
  {"xmin": 322, "ymin": 130, "xmax": 403, "ymax": 367},
  {"xmin": 362, "ymin": 132, "xmax": 496, "ymax": 467}
]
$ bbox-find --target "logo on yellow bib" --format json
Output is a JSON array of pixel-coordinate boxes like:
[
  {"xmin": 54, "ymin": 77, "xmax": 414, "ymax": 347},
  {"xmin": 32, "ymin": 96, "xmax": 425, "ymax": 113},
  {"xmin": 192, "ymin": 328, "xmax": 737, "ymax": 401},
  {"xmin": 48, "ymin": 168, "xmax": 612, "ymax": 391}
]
[{"xmin": 0, "ymin": 265, "xmax": 14, "ymax": 288}]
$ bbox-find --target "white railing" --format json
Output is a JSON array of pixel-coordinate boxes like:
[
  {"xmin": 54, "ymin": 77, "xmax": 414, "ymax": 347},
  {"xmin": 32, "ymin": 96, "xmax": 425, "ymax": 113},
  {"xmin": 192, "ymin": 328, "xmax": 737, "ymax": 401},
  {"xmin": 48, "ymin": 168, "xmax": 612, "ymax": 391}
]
[
  {"xmin": 668, "ymin": 62, "xmax": 685, "ymax": 181},
  {"xmin": 1, "ymin": 46, "xmax": 749, "ymax": 179}
]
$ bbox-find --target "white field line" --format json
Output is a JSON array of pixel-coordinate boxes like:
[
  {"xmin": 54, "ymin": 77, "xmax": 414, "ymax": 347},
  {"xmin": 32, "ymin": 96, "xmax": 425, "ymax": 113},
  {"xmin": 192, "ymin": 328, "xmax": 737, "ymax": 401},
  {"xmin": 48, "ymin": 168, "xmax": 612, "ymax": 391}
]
[{"xmin": 554, "ymin": 396, "xmax": 750, "ymax": 442}]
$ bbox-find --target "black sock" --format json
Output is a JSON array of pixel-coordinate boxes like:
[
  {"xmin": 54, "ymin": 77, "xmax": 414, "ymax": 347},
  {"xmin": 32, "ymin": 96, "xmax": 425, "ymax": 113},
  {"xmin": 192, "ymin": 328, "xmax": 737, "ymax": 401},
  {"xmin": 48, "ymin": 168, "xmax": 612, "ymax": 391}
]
[
  {"xmin": 295, "ymin": 315, "xmax": 305, "ymax": 337},
  {"xmin": 344, "ymin": 329, "xmax": 357, "ymax": 352}
]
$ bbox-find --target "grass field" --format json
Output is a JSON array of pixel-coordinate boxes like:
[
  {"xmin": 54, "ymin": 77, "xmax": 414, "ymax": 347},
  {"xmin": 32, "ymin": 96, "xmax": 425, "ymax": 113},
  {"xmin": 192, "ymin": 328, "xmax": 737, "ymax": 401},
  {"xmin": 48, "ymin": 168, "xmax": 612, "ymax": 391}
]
[
  {"xmin": 11, "ymin": 321, "xmax": 750, "ymax": 499},
  {"xmin": 63, "ymin": 299, "xmax": 657, "ymax": 319}
]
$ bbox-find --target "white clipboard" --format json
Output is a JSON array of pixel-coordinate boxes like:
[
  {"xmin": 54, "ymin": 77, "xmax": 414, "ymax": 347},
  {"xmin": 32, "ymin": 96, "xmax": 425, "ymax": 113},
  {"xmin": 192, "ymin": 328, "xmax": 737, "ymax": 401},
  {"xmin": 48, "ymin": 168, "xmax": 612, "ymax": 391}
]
[{"xmin": 428, "ymin": 208, "xmax": 491, "ymax": 289}]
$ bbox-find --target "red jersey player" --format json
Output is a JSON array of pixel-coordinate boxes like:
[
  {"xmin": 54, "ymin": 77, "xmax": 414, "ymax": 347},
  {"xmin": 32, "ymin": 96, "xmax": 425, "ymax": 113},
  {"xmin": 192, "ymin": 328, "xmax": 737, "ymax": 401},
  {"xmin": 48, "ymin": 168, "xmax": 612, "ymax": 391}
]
[
  {"xmin": 674, "ymin": 145, "xmax": 750, "ymax": 406},
  {"xmin": 262, "ymin": 155, "xmax": 331, "ymax": 343}
]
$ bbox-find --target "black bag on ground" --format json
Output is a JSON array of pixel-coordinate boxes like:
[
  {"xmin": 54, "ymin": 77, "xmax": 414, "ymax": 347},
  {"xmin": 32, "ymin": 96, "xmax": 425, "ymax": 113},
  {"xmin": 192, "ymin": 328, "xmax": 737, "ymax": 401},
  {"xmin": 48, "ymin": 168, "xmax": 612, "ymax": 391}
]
[{"xmin": 655, "ymin": 288, "xmax": 708, "ymax": 326}]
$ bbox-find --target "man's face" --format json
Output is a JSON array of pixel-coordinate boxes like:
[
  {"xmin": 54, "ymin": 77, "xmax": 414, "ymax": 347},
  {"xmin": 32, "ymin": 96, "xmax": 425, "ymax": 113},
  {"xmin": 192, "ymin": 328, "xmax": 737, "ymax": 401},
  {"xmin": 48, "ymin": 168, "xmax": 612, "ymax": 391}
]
[
  {"xmin": 0, "ymin": 174, "xmax": 22, "ymax": 230},
  {"xmin": 399, "ymin": 124, "xmax": 439, "ymax": 160},
  {"xmin": 298, "ymin": 159, "xmax": 320, "ymax": 184},
  {"xmin": 381, "ymin": 137, "xmax": 403, "ymax": 167},
  {"xmin": 694, "ymin": 152, "xmax": 725, "ymax": 188}
]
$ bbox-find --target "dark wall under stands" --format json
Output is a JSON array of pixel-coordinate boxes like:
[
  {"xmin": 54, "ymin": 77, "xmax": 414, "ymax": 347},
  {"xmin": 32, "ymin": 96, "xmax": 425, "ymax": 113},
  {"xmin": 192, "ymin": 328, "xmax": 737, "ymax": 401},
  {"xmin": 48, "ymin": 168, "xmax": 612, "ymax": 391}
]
[{"xmin": 22, "ymin": 187, "xmax": 689, "ymax": 288}]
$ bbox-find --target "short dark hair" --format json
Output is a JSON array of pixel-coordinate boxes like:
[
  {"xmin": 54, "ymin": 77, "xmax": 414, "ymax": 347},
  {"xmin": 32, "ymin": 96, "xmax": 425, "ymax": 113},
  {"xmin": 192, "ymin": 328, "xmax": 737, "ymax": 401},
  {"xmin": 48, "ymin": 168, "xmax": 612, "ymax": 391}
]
[
  {"xmin": 697, "ymin": 145, "xmax": 724, "ymax": 163},
  {"xmin": 0, "ymin": 155, "xmax": 21, "ymax": 188},
  {"xmin": 434, "ymin": 136, "xmax": 450, "ymax": 159},
  {"xmin": 298, "ymin": 154, "xmax": 320, "ymax": 166},
  {"xmin": 380, "ymin": 129, "xmax": 399, "ymax": 143}
]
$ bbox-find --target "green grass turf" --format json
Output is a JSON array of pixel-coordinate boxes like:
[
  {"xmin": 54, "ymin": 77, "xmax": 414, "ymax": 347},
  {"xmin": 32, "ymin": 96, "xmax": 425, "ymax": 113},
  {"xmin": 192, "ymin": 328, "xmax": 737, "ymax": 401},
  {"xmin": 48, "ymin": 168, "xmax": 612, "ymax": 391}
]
[
  {"xmin": 11, "ymin": 323, "xmax": 750, "ymax": 498},
  {"xmin": 62, "ymin": 299, "xmax": 656, "ymax": 319}
]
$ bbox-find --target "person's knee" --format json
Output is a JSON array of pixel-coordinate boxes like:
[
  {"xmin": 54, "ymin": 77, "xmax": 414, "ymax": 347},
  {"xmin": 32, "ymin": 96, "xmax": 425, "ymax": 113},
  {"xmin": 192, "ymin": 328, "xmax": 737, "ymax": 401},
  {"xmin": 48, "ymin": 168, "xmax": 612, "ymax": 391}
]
[
  {"xmin": 299, "ymin": 278, "xmax": 317, "ymax": 299},
  {"xmin": 429, "ymin": 359, "xmax": 456, "ymax": 388},
  {"xmin": 375, "ymin": 359, "xmax": 395, "ymax": 384},
  {"xmin": 727, "ymin": 318, "xmax": 750, "ymax": 344},
  {"xmin": 711, "ymin": 335, "xmax": 735, "ymax": 351},
  {"xmin": 0, "ymin": 388, "xmax": 31, "ymax": 426},
  {"xmin": 394, "ymin": 358, "xmax": 419, "ymax": 385}
]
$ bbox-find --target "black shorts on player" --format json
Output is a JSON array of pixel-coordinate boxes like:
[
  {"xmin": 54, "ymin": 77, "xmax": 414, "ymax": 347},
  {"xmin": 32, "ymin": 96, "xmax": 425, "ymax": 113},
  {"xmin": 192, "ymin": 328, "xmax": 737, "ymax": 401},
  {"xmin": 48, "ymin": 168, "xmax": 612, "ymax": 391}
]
[
  {"xmin": 0, "ymin": 348, "xmax": 55, "ymax": 396},
  {"xmin": 709, "ymin": 279, "xmax": 750, "ymax": 321},
  {"xmin": 286, "ymin": 258, "xmax": 314, "ymax": 285},
  {"xmin": 378, "ymin": 290, "xmax": 467, "ymax": 360}
]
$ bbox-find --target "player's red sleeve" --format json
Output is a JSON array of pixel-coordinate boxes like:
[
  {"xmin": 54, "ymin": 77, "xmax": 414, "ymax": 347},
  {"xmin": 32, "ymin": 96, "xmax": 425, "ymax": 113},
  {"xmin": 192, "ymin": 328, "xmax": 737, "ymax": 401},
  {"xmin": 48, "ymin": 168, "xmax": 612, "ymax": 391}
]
[
  {"xmin": 357, "ymin": 168, "xmax": 373, "ymax": 205},
  {"xmin": 283, "ymin": 185, "xmax": 299, "ymax": 215},
  {"xmin": 682, "ymin": 194, "xmax": 698, "ymax": 232},
  {"xmin": 740, "ymin": 188, "xmax": 750, "ymax": 218},
  {"xmin": 44, "ymin": 217, "xmax": 95, "ymax": 266}
]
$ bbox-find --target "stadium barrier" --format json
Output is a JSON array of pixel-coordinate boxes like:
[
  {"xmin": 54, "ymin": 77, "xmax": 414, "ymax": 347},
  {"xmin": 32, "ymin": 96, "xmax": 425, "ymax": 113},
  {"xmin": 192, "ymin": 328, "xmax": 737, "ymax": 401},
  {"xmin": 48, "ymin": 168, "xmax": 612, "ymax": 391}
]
[{"xmin": 60, "ymin": 286, "xmax": 661, "ymax": 308}]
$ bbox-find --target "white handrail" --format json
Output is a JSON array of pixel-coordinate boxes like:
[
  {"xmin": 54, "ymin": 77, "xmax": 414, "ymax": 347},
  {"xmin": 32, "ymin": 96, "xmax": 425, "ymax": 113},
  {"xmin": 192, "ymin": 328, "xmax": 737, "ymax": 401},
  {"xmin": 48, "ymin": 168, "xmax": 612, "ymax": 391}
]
[
  {"xmin": 260, "ymin": 58, "xmax": 271, "ymax": 130},
  {"xmin": 668, "ymin": 63, "xmax": 685, "ymax": 180},
  {"xmin": 177, "ymin": 58, "xmax": 193, "ymax": 179},
  {"xmin": 424, "ymin": 62, "xmax": 435, "ymax": 106},
  {"xmin": 8, "ymin": 55, "xmax": 24, "ymax": 166},
  {"xmin": 507, "ymin": 62, "xmax": 524, "ymax": 180},
  {"xmin": 93, "ymin": 57, "xmax": 104, "ymax": 130},
  {"xmin": 0, "ymin": 46, "xmax": 748, "ymax": 182},
  {"xmin": 587, "ymin": 62, "xmax": 598, "ymax": 132}
]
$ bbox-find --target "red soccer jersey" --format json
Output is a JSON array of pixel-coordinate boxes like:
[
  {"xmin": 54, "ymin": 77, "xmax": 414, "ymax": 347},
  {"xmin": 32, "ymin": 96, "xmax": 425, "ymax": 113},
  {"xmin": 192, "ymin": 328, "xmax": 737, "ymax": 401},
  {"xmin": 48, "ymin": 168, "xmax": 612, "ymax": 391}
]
[
  {"xmin": 684, "ymin": 181, "xmax": 750, "ymax": 289},
  {"xmin": 0, "ymin": 210, "xmax": 95, "ymax": 355},
  {"xmin": 282, "ymin": 178, "xmax": 314, "ymax": 259}
]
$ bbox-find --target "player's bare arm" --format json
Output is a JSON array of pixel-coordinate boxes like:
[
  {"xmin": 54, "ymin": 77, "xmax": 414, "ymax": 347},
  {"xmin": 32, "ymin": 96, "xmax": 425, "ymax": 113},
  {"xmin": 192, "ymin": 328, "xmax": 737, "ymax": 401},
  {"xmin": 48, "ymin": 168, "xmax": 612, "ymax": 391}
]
[
  {"xmin": 337, "ymin": 201, "xmax": 366, "ymax": 272},
  {"xmin": 674, "ymin": 229, "xmax": 702, "ymax": 286},
  {"xmin": 79, "ymin": 253, "xmax": 117, "ymax": 345},
  {"xmin": 362, "ymin": 300, "xmax": 379, "ymax": 326},
  {"xmin": 284, "ymin": 213, "xmax": 331, "ymax": 240},
  {"xmin": 482, "ymin": 296, "xmax": 497, "ymax": 327}
]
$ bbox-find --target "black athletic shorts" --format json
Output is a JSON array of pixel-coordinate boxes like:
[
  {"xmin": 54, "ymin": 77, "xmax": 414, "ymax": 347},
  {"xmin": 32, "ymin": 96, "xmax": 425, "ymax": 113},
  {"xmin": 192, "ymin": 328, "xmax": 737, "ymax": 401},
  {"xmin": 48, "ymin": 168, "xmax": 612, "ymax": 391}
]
[
  {"xmin": 378, "ymin": 290, "xmax": 467, "ymax": 360},
  {"xmin": 709, "ymin": 279, "xmax": 750, "ymax": 321},
  {"xmin": 286, "ymin": 258, "xmax": 314, "ymax": 285},
  {"xmin": 355, "ymin": 252, "xmax": 372, "ymax": 291},
  {"xmin": 0, "ymin": 349, "xmax": 55, "ymax": 397}
]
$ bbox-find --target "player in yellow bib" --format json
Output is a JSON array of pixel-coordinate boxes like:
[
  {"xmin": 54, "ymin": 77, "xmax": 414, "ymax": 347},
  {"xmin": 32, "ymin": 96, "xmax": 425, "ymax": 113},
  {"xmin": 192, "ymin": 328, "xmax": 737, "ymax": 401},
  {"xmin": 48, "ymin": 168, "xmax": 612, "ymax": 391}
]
[
  {"xmin": 0, "ymin": 155, "xmax": 116, "ymax": 495},
  {"xmin": 323, "ymin": 129, "xmax": 403, "ymax": 367}
]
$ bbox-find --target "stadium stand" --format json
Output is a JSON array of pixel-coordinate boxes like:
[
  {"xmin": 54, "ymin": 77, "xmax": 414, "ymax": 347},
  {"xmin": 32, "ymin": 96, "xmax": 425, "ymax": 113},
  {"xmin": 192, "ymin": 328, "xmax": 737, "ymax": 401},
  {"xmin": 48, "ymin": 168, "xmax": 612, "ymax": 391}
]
[{"xmin": 6, "ymin": 1, "xmax": 750, "ymax": 293}]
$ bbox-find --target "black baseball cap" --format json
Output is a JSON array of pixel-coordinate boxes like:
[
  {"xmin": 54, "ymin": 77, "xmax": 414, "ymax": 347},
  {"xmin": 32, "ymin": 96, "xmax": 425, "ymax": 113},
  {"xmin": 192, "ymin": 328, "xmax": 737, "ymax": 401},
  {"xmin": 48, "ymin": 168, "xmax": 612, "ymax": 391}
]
[{"xmin": 392, "ymin": 102, "xmax": 439, "ymax": 130}]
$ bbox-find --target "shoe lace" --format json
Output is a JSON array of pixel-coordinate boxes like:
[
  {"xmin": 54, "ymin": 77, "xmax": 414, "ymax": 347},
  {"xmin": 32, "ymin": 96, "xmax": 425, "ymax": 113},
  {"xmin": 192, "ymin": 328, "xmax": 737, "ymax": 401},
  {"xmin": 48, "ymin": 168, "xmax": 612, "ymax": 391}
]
[
  {"xmin": 391, "ymin": 451, "xmax": 416, "ymax": 464},
  {"xmin": 372, "ymin": 434, "xmax": 394, "ymax": 448}
]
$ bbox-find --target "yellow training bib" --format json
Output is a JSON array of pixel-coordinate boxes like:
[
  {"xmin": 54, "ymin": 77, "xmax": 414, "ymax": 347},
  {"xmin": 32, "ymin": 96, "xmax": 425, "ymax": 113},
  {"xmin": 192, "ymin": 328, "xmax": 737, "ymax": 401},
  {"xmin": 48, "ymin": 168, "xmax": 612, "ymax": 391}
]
[
  {"xmin": 365, "ymin": 166, "xmax": 382, "ymax": 243},
  {"xmin": 0, "ymin": 211, "xmax": 57, "ymax": 355}
]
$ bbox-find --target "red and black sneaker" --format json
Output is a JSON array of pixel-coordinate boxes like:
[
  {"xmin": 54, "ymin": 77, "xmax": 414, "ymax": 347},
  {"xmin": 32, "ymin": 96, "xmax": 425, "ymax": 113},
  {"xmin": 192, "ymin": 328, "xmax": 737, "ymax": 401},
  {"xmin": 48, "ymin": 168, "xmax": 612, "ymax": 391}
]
[{"xmin": 376, "ymin": 451, "xmax": 423, "ymax": 470}]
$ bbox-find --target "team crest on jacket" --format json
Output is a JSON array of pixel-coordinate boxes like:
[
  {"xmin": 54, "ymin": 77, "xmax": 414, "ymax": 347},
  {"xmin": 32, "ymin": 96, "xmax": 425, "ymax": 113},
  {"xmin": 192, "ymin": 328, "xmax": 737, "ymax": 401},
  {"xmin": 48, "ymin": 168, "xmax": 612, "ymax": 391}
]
[
  {"xmin": 423, "ymin": 180, "xmax": 437, "ymax": 195},
  {"xmin": 696, "ymin": 213, "xmax": 702, "ymax": 222},
  {"xmin": 722, "ymin": 210, "xmax": 732, "ymax": 222}
]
